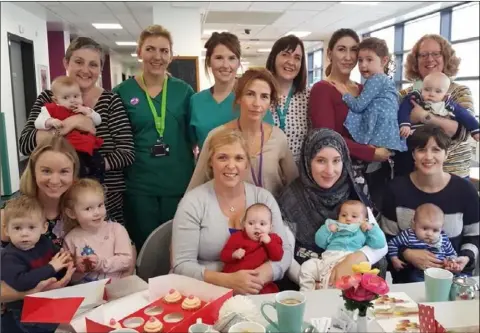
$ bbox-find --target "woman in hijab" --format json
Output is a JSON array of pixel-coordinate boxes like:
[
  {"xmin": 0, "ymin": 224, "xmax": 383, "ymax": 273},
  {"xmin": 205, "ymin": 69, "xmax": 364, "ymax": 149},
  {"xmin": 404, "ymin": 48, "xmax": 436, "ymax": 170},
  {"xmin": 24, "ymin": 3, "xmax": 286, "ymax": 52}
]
[{"xmin": 277, "ymin": 128, "xmax": 387, "ymax": 287}]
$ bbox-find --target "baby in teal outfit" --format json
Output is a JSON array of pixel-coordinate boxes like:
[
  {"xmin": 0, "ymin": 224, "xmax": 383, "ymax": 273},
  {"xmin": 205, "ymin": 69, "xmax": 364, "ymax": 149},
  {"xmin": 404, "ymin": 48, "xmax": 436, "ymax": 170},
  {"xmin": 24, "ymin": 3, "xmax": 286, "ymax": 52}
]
[{"xmin": 299, "ymin": 200, "xmax": 386, "ymax": 291}]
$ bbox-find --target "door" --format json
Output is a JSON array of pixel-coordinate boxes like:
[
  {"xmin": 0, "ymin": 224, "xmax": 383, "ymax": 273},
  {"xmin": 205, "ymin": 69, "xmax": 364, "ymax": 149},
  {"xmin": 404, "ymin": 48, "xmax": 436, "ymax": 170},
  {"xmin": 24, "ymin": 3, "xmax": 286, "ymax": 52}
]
[{"xmin": 9, "ymin": 39, "xmax": 27, "ymax": 147}]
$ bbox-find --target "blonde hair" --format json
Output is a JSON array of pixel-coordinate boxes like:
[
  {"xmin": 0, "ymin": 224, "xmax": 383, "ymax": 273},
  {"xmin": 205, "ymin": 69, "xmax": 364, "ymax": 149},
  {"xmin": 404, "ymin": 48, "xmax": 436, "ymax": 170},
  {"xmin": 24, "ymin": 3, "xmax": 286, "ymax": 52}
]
[
  {"xmin": 20, "ymin": 135, "xmax": 80, "ymax": 197},
  {"xmin": 4, "ymin": 195, "xmax": 45, "ymax": 227},
  {"xmin": 51, "ymin": 75, "xmax": 80, "ymax": 95},
  {"xmin": 206, "ymin": 128, "xmax": 251, "ymax": 179},
  {"xmin": 404, "ymin": 34, "xmax": 460, "ymax": 81},
  {"xmin": 61, "ymin": 178, "xmax": 105, "ymax": 234},
  {"xmin": 137, "ymin": 25, "xmax": 173, "ymax": 53}
]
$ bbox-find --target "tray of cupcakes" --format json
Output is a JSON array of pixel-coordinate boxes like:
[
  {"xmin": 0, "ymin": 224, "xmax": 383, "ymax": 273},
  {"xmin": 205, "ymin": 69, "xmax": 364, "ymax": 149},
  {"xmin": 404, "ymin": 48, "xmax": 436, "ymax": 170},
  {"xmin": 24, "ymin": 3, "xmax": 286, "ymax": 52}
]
[{"xmin": 82, "ymin": 274, "xmax": 233, "ymax": 333}]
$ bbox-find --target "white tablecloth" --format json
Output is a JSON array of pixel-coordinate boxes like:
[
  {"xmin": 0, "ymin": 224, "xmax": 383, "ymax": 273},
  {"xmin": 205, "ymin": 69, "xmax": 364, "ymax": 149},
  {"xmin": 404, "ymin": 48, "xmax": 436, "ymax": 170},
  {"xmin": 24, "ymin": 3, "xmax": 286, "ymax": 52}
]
[{"xmin": 248, "ymin": 276, "xmax": 479, "ymax": 332}]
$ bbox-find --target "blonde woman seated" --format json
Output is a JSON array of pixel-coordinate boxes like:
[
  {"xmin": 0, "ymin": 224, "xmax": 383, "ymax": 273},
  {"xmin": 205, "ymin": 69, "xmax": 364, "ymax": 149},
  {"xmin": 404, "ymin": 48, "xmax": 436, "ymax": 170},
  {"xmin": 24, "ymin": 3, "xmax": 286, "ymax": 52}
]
[
  {"xmin": 187, "ymin": 68, "xmax": 298, "ymax": 197},
  {"xmin": 172, "ymin": 128, "xmax": 292, "ymax": 295}
]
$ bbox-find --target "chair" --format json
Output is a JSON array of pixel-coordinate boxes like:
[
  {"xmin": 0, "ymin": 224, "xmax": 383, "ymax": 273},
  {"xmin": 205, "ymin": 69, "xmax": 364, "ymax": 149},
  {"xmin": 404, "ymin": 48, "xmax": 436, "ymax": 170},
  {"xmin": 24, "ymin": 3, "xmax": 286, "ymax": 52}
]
[{"xmin": 136, "ymin": 220, "xmax": 172, "ymax": 281}]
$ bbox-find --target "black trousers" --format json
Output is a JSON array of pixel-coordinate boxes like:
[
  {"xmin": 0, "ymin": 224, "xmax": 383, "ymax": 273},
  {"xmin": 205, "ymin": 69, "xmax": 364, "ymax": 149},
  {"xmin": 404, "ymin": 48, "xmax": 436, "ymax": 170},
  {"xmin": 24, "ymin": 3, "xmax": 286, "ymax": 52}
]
[{"xmin": 77, "ymin": 149, "xmax": 105, "ymax": 183}]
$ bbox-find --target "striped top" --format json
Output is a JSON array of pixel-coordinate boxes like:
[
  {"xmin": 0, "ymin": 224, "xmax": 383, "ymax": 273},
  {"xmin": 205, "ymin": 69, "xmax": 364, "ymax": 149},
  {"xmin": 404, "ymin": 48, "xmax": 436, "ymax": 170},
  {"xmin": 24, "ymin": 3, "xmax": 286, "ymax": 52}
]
[
  {"xmin": 18, "ymin": 90, "xmax": 135, "ymax": 193},
  {"xmin": 399, "ymin": 82, "xmax": 475, "ymax": 178},
  {"xmin": 387, "ymin": 228, "xmax": 456, "ymax": 259}
]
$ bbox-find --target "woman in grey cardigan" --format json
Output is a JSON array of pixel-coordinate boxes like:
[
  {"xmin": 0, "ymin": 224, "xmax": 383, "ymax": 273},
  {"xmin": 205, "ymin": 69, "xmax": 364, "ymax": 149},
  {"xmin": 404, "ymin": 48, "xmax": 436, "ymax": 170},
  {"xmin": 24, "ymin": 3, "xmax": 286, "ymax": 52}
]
[{"xmin": 172, "ymin": 128, "xmax": 292, "ymax": 295}]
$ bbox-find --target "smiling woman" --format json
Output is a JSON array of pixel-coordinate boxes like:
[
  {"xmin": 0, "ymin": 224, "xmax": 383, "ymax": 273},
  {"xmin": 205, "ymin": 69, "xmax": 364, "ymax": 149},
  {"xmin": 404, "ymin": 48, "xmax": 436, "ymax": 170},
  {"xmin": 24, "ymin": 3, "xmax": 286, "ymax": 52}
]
[
  {"xmin": 18, "ymin": 36, "xmax": 135, "ymax": 225},
  {"xmin": 187, "ymin": 68, "xmax": 298, "ymax": 196},
  {"xmin": 113, "ymin": 25, "xmax": 196, "ymax": 250}
]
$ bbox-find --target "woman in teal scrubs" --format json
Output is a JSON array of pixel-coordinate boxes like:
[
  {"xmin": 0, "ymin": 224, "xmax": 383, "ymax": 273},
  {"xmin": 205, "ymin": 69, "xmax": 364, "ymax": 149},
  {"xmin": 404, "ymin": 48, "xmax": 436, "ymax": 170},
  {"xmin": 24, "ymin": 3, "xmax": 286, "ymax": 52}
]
[
  {"xmin": 114, "ymin": 25, "xmax": 195, "ymax": 250},
  {"xmin": 190, "ymin": 32, "xmax": 273, "ymax": 150}
]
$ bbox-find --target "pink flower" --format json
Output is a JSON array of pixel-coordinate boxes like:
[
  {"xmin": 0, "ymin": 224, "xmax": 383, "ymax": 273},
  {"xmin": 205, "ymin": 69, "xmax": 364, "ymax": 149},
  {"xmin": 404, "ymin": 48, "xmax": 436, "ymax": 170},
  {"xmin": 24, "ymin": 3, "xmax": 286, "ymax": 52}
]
[
  {"xmin": 335, "ymin": 273, "xmax": 362, "ymax": 290},
  {"xmin": 360, "ymin": 274, "xmax": 389, "ymax": 295},
  {"xmin": 344, "ymin": 286, "xmax": 377, "ymax": 302}
]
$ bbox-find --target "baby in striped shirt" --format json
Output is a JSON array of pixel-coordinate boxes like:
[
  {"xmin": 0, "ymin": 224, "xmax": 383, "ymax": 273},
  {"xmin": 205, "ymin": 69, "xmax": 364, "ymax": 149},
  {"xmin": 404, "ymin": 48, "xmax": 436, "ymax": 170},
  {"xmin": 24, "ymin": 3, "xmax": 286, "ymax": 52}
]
[{"xmin": 388, "ymin": 203, "xmax": 469, "ymax": 281}]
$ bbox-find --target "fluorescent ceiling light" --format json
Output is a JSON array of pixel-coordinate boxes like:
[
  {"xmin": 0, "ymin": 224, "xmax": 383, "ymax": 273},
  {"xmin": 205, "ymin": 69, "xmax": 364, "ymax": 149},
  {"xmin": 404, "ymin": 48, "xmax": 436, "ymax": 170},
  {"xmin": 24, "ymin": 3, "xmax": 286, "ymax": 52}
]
[
  {"xmin": 203, "ymin": 29, "xmax": 228, "ymax": 35},
  {"xmin": 138, "ymin": 59, "xmax": 143, "ymax": 63},
  {"xmin": 116, "ymin": 41, "xmax": 137, "ymax": 46},
  {"xmin": 131, "ymin": 53, "xmax": 137, "ymax": 57},
  {"xmin": 286, "ymin": 31, "xmax": 311, "ymax": 38},
  {"xmin": 92, "ymin": 23, "xmax": 122, "ymax": 29},
  {"xmin": 257, "ymin": 48, "xmax": 271, "ymax": 53},
  {"xmin": 341, "ymin": 1, "xmax": 379, "ymax": 5},
  {"xmin": 241, "ymin": 61, "xmax": 250, "ymax": 65}
]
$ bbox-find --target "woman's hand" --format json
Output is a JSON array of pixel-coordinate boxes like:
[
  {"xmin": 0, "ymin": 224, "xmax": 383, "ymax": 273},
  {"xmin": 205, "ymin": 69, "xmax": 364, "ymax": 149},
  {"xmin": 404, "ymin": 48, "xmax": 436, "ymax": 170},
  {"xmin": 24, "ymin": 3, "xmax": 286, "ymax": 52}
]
[
  {"xmin": 409, "ymin": 100, "xmax": 429, "ymax": 124},
  {"xmin": 228, "ymin": 270, "xmax": 264, "ymax": 295},
  {"xmin": 373, "ymin": 148, "xmax": 392, "ymax": 162},
  {"xmin": 327, "ymin": 252, "xmax": 367, "ymax": 288},
  {"xmin": 60, "ymin": 114, "xmax": 96, "ymax": 135},
  {"xmin": 403, "ymin": 249, "xmax": 443, "ymax": 270}
]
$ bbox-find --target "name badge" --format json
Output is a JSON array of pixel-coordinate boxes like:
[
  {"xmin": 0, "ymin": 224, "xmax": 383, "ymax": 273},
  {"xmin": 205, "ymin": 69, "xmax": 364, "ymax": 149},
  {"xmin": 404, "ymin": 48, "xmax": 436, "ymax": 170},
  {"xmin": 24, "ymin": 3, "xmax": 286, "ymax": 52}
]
[{"xmin": 151, "ymin": 142, "xmax": 170, "ymax": 157}]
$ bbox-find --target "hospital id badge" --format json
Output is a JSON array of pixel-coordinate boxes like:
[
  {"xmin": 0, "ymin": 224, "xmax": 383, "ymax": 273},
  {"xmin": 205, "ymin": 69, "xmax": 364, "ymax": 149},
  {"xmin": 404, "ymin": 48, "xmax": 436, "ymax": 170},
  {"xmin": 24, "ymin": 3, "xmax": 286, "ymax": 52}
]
[{"xmin": 151, "ymin": 141, "xmax": 170, "ymax": 157}]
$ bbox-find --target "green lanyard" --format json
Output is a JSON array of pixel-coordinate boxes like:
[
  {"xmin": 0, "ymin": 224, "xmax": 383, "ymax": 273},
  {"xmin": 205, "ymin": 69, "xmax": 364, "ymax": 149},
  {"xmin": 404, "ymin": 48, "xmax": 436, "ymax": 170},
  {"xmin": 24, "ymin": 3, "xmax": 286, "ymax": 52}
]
[
  {"xmin": 142, "ymin": 74, "xmax": 168, "ymax": 140},
  {"xmin": 276, "ymin": 86, "xmax": 294, "ymax": 132}
]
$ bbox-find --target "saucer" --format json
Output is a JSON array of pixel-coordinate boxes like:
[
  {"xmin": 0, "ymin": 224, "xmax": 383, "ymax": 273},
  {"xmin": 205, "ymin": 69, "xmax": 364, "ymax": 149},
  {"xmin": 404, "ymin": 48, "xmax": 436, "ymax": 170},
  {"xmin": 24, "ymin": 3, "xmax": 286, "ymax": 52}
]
[{"xmin": 266, "ymin": 321, "xmax": 319, "ymax": 333}]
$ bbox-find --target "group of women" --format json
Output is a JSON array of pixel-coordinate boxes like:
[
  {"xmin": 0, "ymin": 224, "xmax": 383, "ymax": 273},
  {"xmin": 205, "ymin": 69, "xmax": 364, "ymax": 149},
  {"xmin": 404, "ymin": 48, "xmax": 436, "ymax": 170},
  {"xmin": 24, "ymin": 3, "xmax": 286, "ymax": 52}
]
[{"xmin": 1, "ymin": 23, "xmax": 478, "ymax": 300}]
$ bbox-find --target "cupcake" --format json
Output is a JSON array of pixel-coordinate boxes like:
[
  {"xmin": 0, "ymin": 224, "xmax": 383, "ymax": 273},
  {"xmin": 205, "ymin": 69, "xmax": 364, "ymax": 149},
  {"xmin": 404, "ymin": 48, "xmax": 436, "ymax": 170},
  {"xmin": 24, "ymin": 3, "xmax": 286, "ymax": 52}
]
[
  {"xmin": 163, "ymin": 289, "xmax": 182, "ymax": 304},
  {"xmin": 144, "ymin": 316, "xmax": 163, "ymax": 333},
  {"xmin": 108, "ymin": 318, "xmax": 122, "ymax": 329},
  {"xmin": 181, "ymin": 295, "xmax": 201, "ymax": 311}
]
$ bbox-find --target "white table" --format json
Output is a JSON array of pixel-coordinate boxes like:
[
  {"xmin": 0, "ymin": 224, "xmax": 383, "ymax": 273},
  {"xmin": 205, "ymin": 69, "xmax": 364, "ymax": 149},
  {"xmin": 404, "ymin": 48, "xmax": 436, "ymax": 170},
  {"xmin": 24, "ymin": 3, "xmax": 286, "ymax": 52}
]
[{"xmin": 248, "ymin": 277, "xmax": 479, "ymax": 332}]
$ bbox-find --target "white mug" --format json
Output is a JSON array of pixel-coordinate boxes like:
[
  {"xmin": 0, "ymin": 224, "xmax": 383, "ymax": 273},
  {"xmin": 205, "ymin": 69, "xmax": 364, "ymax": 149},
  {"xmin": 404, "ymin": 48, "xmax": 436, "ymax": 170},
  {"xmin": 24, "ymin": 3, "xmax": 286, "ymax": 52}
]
[{"xmin": 228, "ymin": 321, "xmax": 266, "ymax": 333}]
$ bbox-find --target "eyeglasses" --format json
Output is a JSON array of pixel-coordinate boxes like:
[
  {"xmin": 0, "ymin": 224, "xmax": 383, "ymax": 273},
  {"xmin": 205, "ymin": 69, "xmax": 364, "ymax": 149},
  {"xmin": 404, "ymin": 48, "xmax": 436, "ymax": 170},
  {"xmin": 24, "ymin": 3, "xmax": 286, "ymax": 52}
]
[{"xmin": 417, "ymin": 51, "xmax": 442, "ymax": 60}]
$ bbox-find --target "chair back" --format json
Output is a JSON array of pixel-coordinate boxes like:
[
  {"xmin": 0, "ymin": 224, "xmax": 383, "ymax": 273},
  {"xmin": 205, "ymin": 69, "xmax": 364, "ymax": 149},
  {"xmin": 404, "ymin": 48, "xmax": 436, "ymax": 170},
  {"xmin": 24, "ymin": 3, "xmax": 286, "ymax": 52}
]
[{"xmin": 136, "ymin": 220, "xmax": 172, "ymax": 281}]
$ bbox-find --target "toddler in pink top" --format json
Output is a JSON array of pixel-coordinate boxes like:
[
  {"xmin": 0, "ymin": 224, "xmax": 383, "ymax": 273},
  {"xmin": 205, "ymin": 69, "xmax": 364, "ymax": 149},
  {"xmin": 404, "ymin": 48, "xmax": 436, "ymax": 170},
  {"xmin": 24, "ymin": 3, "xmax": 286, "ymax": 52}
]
[{"xmin": 62, "ymin": 178, "xmax": 133, "ymax": 284}]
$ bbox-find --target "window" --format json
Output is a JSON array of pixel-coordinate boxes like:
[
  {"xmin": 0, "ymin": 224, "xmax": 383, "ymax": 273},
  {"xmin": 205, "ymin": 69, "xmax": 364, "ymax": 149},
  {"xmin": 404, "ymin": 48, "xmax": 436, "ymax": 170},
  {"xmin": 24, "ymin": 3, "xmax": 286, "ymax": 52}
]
[
  {"xmin": 370, "ymin": 26, "xmax": 395, "ymax": 54},
  {"xmin": 451, "ymin": 2, "xmax": 480, "ymax": 41},
  {"xmin": 351, "ymin": 65, "xmax": 362, "ymax": 84},
  {"xmin": 403, "ymin": 13, "xmax": 440, "ymax": 51},
  {"xmin": 460, "ymin": 80, "xmax": 480, "ymax": 116},
  {"xmin": 453, "ymin": 40, "xmax": 480, "ymax": 78},
  {"xmin": 308, "ymin": 49, "xmax": 323, "ymax": 87}
]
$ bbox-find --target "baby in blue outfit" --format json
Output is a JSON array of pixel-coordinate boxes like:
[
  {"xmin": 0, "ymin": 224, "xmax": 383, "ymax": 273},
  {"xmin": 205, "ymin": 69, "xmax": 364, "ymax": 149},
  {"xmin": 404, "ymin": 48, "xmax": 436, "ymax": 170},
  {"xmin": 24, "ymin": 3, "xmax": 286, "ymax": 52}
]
[{"xmin": 299, "ymin": 200, "xmax": 386, "ymax": 291}]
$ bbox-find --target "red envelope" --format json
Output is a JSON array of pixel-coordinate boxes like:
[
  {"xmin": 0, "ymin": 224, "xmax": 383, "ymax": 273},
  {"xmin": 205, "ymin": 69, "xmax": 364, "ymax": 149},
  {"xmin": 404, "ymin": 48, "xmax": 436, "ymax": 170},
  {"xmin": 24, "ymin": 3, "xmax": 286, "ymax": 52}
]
[
  {"xmin": 21, "ymin": 296, "xmax": 84, "ymax": 323},
  {"xmin": 419, "ymin": 304, "xmax": 437, "ymax": 333}
]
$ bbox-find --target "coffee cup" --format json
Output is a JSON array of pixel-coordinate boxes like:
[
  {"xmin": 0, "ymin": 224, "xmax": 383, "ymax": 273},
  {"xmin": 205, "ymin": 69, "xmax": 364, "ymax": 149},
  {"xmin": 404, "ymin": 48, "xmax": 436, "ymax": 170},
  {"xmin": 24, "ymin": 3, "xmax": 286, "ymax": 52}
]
[
  {"xmin": 260, "ymin": 291, "xmax": 306, "ymax": 332},
  {"xmin": 425, "ymin": 267, "xmax": 453, "ymax": 302},
  {"xmin": 228, "ymin": 321, "xmax": 266, "ymax": 333}
]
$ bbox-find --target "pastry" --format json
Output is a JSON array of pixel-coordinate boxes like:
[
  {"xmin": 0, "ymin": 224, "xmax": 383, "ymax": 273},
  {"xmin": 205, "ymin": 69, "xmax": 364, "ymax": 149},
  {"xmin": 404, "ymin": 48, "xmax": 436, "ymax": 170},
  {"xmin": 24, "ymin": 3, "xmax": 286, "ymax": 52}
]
[
  {"xmin": 181, "ymin": 295, "xmax": 202, "ymax": 311},
  {"xmin": 163, "ymin": 288, "xmax": 182, "ymax": 304},
  {"xmin": 108, "ymin": 318, "xmax": 122, "ymax": 329},
  {"xmin": 144, "ymin": 316, "xmax": 164, "ymax": 333}
]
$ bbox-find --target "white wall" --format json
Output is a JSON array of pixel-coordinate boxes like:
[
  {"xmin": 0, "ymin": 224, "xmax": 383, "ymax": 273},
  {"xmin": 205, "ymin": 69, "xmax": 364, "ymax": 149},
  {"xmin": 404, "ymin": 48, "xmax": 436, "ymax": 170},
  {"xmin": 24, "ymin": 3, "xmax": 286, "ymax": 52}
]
[
  {"xmin": 109, "ymin": 52, "xmax": 124, "ymax": 88},
  {"xmin": 0, "ymin": 2, "xmax": 49, "ymax": 194}
]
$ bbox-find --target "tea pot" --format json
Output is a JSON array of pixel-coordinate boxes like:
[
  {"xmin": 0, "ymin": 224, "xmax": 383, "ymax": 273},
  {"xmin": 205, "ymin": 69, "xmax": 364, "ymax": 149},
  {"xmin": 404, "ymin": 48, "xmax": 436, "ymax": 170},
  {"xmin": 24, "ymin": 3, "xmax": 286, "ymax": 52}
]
[{"xmin": 449, "ymin": 275, "xmax": 479, "ymax": 301}]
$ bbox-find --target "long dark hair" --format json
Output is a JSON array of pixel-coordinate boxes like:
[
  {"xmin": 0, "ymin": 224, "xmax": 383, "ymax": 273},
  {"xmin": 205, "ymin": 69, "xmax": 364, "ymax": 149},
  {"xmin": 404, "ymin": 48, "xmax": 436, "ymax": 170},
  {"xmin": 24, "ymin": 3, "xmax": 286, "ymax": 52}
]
[
  {"xmin": 358, "ymin": 37, "xmax": 395, "ymax": 78},
  {"xmin": 265, "ymin": 35, "xmax": 306, "ymax": 94},
  {"xmin": 325, "ymin": 29, "xmax": 360, "ymax": 76}
]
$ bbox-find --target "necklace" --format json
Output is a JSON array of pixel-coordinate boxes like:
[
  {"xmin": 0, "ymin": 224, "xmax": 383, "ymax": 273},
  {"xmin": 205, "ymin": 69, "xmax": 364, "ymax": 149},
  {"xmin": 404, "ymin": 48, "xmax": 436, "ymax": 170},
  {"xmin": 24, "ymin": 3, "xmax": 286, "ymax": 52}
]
[{"xmin": 229, "ymin": 206, "xmax": 235, "ymax": 212}]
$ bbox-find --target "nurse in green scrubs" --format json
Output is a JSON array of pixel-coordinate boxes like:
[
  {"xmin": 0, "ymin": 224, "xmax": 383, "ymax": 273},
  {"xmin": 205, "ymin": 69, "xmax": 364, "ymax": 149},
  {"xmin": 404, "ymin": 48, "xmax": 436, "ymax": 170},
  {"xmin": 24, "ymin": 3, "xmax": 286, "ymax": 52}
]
[
  {"xmin": 190, "ymin": 32, "xmax": 273, "ymax": 150},
  {"xmin": 113, "ymin": 25, "xmax": 195, "ymax": 250}
]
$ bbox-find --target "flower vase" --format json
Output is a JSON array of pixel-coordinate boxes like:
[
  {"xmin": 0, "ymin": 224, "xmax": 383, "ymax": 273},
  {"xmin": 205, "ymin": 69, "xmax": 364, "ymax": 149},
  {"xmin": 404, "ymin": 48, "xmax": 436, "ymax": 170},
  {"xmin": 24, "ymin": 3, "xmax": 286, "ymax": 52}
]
[{"xmin": 355, "ymin": 315, "xmax": 368, "ymax": 333}]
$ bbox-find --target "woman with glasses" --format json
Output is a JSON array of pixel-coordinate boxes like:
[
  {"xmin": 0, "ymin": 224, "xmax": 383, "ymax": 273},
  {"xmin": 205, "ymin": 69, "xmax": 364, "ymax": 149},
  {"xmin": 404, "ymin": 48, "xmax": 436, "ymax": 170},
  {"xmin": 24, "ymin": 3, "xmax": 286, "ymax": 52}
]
[{"xmin": 395, "ymin": 34, "xmax": 476, "ymax": 179}]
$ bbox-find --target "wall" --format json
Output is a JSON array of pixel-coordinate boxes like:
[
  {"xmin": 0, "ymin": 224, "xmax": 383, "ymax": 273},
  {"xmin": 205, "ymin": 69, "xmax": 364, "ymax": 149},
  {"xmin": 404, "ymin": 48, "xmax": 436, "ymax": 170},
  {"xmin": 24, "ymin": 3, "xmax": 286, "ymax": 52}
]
[
  {"xmin": 47, "ymin": 30, "xmax": 66, "ymax": 81},
  {"xmin": 109, "ymin": 52, "xmax": 124, "ymax": 88},
  {"xmin": 0, "ymin": 2, "xmax": 49, "ymax": 194}
]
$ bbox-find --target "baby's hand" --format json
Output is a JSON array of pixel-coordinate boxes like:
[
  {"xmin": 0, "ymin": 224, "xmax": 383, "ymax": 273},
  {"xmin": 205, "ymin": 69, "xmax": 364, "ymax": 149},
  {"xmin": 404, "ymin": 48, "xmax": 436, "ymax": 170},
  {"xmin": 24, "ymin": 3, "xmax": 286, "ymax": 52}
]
[
  {"xmin": 232, "ymin": 248, "xmax": 245, "ymax": 260},
  {"xmin": 86, "ymin": 254, "xmax": 99, "ymax": 270},
  {"xmin": 260, "ymin": 233, "xmax": 271, "ymax": 244},
  {"xmin": 360, "ymin": 222, "xmax": 372, "ymax": 232},
  {"xmin": 391, "ymin": 257, "xmax": 407, "ymax": 271},
  {"xmin": 445, "ymin": 256, "xmax": 469, "ymax": 273},
  {"xmin": 73, "ymin": 105, "xmax": 93, "ymax": 116},
  {"xmin": 49, "ymin": 251, "xmax": 71, "ymax": 272},
  {"xmin": 46, "ymin": 118, "xmax": 63, "ymax": 129},
  {"xmin": 399, "ymin": 126, "xmax": 411, "ymax": 138},
  {"xmin": 328, "ymin": 224, "xmax": 338, "ymax": 233},
  {"xmin": 472, "ymin": 133, "xmax": 479, "ymax": 142},
  {"xmin": 75, "ymin": 257, "xmax": 87, "ymax": 273}
]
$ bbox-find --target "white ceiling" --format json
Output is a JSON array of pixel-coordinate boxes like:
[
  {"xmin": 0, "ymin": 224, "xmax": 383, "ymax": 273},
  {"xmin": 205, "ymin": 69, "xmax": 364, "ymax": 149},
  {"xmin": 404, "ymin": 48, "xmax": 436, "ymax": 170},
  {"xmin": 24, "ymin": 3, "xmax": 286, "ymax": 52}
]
[{"xmin": 13, "ymin": 1, "xmax": 460, "ymax": 67}]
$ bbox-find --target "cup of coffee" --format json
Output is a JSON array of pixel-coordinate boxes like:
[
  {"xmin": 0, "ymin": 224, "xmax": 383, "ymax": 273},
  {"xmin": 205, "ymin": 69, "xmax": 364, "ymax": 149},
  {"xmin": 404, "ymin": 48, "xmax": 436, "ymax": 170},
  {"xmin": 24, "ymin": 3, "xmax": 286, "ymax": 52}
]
[
  {"xmin": 425, "ymin": 267, "xmax": 453, "ymax": 302},
  {"xmin": 260, "ymin": 291, "xmax": 305, "ymax": 332}
]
